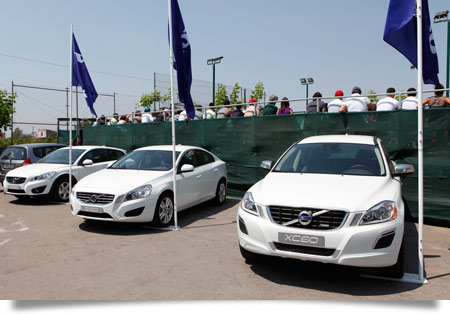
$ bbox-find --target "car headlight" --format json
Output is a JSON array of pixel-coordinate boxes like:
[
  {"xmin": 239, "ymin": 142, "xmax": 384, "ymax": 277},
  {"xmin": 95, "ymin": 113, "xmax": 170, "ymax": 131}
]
[
  {"xmin": 242, "ymin": 191, "xmax": 259, "ymax": 216},
  {"xmin": 360, "ymin": 201, "xmax": 397, "ymax": 225},
  {"xmin": 124, "ymin": 185, "xmax": 152, "ymax": 202},
  {"xmin": 30, "ymin": 171, "xmax": 57, "ymax": 182}
]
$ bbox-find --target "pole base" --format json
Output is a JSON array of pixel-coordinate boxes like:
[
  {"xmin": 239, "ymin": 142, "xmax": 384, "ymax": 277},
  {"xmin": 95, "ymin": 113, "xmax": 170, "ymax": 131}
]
[
  {"xmin": 361, "ymin": 272, "xmax": 427, "ymax": 284},
  {"xmin": 142, "ymin": 225, "xmax": 180, "ymax": 231}
]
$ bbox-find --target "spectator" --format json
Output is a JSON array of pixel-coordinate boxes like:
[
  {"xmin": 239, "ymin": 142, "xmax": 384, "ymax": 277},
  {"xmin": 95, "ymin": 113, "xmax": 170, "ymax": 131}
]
[
  {"xmin": 402, "ymin": 88, "xmax": 419, "ymax": 109},
  {"xmin": 307, "ymin": 92, "xmax": 327, "ymax": 113},
  {"xmin": 217, "ymin": 100, "xmax": 232, "ymax": 118},
  {"xmin": 173, "ymin": 109, "xmax": 182, "ymax": 121},
  {"xmin": 376, "ymin": 87, "xmax": 400, "ymax": 111},
  {"xmin": 178, "ymin": 109, "xmax": 188, "ymax": 121},
  {"xmin": 109, "ymin": 113, "xmax": 119, "ymax": 125},
  {"xmin": 153, "ymin": 110, "xmax": 164, "ymax": 122},
  {"xmin": 232, "ymin": 102, "xmax": 244, "ymax": 117},
  {"xmin": 194, "ymin": 106, "xmax": 203, "ymax": 119},
  {"xmin": 340, "ymin": 86, "xmax": 375, "ymax": 112},
  {"xmin": 206, "ymin": 103, "xmax": 217, "ymax": 119},
  {"xmin": 133, "ymin": 110, "xmax": 142, "ymax": 123},
  {"xmin": 423, "ymin": 84, "xmax": 450, "ymax": 108},
  {"xmin": 261, "ymin": 94, "xmax": 278, "ymax": 115},
  {"xmin": 277, "ymin": 97, "xmax": 294, "ymax": 115},
  {"xmin": 118, "ymin": 114, "xmax": 129, "ymax": 124},
  {"xmin": 97, "ymin": 115, "xmax": 106, "ymax": 125},
  {"xmin": 142, "ymin": 107, "xmax": 153, "ymax": 123},
  {"xmin": 327, "ymin": 90, "xmax": 344, "ymax": 113},
  {"xmin": 244, "ymin": 98, "xmax": 258, "ymax": 117}
]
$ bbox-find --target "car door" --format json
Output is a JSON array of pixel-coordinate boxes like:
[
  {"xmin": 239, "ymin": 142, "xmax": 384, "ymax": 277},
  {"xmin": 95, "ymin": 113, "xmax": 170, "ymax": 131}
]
[
  {"xmin": 194, "ymin": 149, "xmax": 218, "ymax": 200},
  {"xmin": 176, "ymin": 149, "xmax": 202, "ymax": 210},
  {"xmin": 75, "ymin": 149, "xmax": 110, "ymax": 180}
]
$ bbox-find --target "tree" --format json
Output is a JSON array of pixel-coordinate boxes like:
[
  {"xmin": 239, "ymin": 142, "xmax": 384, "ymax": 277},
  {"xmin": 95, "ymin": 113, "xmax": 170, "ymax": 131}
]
[
  {"xmin": 367, "ymin": 90, "xmax": 379, "ymax": 104},
  {"xmin": 138, "ymin": 90, "xmax": 162, "ymax": 111},
  {"xmin": 215, "ymin": 84, "xmax": 228, "ymax": 107},
  {"xmin": 0, "ymin": 90, "xmax": 16, "ymax": 131},
  {"xmin": 250, "ymin": 81, "xmax": 264, "ymax": 101},
  {"xmin": 229, "ymin": 82, "xmax": 241, "ymax": 104}
]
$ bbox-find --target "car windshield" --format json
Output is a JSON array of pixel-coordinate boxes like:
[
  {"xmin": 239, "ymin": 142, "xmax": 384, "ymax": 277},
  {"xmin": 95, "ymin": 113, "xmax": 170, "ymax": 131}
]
[
  {"xmin": 0, "ymin": 147, "xmax": 27, "ymax": 161},
  {"xmin": 273, "ymin": 142, "xmax": 386, "ymax": 176},
  {"xmin": 109, "ymin": 150, "xmax": 180, "ymax": 171},
  {"xmin": 38, "ymin": 149, "xmax": 86, "ymax": 164}
]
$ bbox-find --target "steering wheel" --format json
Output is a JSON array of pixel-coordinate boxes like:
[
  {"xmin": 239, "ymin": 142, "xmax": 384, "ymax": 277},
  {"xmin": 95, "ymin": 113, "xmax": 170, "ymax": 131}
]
[{"xmin": 345, "ymin": 164, "xmax": 373, "ymax": 174}]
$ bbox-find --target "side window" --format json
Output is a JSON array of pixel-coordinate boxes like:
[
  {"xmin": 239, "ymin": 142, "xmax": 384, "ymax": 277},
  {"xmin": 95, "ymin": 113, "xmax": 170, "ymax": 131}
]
[
  {"xmin": 92, "ymin": 149, "xmax": 108, "ymax": 163},
  {"xmin": 45, "ymin": 146, "xmax": 61, "ymax": 156},
  {"xmin": 178, "ymin": 150, "xmax": 197, "ymax": 170},
  {"xmin": 33, "ymin": 147, "xmax": 44, "ymax": 158},
  {"xmin": 195, "ymin": 150, "xmax": 215, "ymax": 166},
  {"xmin": 108, "ymin": 149, "xmax": 125, "ymax": 161}
]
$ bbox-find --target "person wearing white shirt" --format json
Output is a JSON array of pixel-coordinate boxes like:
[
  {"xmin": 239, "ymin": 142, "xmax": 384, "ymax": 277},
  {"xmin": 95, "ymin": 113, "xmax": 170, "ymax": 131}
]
[
  {"xmin": 141, "ymin": 107, "xmax": 153, "ymax": 123},
  {"xmin": 327, "ymin": 90, "xmax": 344, "ymax": 113},
  {"xmin": 376, "ymin": 87, "xmax": 400, "ymax": 111},
  {"xmin": 401, "ymin": 88, "xmax": 419, "ymax": 110},
  {"xmin": 339, "ymin": 86, "xmax": 375, "ymax": 112}
]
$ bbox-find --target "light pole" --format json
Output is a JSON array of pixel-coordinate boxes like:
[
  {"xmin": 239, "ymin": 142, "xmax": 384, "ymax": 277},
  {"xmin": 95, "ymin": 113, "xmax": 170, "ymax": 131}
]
[
  {"xmin": 207, "ymin": 56, "xmax": 224, "ymax": 105},
  {"xmin": 434, "ymin": 10, "xmax": 449, "ymax": 97},
  {"xmin": 300, "ymin": 77, "xmax": 314, "ymax": 107}
]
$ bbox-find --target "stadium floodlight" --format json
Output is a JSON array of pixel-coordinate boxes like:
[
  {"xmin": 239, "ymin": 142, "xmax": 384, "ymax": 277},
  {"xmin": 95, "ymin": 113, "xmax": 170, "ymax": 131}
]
[
  {"xmin": 207, "ymin": 56, "xmax": 224, "ymax": 104},
  {"xmin": 300, "ymin": 77, "xmax": 314, "ymax": 106}
]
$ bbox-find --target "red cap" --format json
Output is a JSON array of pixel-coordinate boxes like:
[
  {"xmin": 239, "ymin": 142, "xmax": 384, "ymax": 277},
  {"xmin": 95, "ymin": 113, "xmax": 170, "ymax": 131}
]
[
  {"xmin": 335, "ymin": 90, "xmax": 344, "ymax": 97},
  {"xmin": 249, "ymin": 98, "xmax": 258, "ymax": 103}
]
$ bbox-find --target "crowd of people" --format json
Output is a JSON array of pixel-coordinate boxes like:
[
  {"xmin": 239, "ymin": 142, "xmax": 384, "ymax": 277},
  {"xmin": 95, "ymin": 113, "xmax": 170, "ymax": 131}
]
[{"xmin": 92, "ymin": 84, "xmax": 450, "ymax": 125}]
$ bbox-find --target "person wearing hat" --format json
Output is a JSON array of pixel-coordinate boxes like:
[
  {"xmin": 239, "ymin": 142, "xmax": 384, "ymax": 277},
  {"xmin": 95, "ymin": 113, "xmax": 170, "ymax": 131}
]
[
  {"xmin": 142, "ymin": 107, "xmax": 153, "ymax": 123},
  {"xmin": 261, "ymin": 94, "xmax": 278, "ymax": 115},
  {"xmin": 340, "ymin": 86, "xmax": 375, "ymax": 112},
  {"xmin": 327, "ymin": 90, "xmax": 344, "ymax": 113},
  {"xmin": 244, "ymin": 98, "xmax": 258, "ymax": 117}
]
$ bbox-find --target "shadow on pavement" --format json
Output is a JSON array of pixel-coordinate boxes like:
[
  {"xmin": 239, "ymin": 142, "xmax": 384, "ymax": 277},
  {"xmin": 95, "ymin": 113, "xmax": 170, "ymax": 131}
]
[
  {"xmin": 78, "ymin": 198, "xmax": 239, "ymax": 236},
  {"xmin": 247, "ymin": 222, "xmax": 428, "ymax": 296}
]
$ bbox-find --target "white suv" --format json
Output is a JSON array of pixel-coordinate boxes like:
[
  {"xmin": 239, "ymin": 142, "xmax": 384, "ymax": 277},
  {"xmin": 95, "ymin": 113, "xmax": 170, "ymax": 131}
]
[
  {"xmin": 237, "ymin": 135, "xmax": 414, "ymax": 278},
  {"xmin": 3, "ymin": 146, "xmax": 126, "ymax": 202}
]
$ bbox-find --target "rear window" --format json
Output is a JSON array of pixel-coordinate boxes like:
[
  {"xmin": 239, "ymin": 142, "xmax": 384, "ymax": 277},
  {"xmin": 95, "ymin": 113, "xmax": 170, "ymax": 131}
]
[
  {"xmin": 0, "ymin": 147, "xmax": 27, "ymax": 161},
  {"xmin": 33, "ymin": 146, "xmax": 63, "ymax": 158}
]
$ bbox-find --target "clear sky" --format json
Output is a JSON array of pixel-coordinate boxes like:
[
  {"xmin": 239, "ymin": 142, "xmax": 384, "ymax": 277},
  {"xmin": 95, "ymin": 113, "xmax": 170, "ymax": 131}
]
[{"xmin": 0, "ymin": 0, "xmax": 449, "ymax": 135}]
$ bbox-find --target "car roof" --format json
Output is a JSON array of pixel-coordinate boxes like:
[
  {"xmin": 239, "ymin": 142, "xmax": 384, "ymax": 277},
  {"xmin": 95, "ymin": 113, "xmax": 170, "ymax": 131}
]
[
  {"xmin": 299, "ymin": 134, "xmax": 377, "ymax": 145},
  {"xmin": 134, "ymin": 145, "xmax": 203, "ymax": 153},
  {"xmin": 7, "ymin": 143, "xmax": 66, "ymax": 148},
  {"xmin": 59, "ymin": 145, "xmax": 125, "ymax": 151}
]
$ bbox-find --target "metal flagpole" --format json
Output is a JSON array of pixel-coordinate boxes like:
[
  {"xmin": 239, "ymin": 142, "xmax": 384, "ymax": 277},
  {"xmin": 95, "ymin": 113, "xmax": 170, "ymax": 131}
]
[
  {"xmin": 169, "ymin": 0, "xmax": 179, "ymax": 230},
  {"xmin": 69, "ymin": 25, "xmax": 73, "ymax": 201},
  {"xmin": 416, "ymin": 0, "xmax": 426, "ymax": 283}
]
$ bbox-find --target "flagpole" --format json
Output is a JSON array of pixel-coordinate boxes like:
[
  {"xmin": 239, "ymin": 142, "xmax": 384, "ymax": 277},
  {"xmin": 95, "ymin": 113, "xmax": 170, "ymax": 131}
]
[
  {"xmin": 69, "ymin": 25, "xmax": 73, "ymax": 200},
  {"xmin": 169, "ymin": 0, "xmax": 179, "ymax": 230},
  {"xmin": 416, "ymin": 0, "xmax": 425, "ymax": 283}
]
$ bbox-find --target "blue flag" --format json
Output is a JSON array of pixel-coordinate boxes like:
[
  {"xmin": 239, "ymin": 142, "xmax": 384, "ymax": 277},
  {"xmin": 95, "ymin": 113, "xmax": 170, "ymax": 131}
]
[
  {"xmin": 170, "ymin": 0, "xmax": 195, "ymax": 119},
  {"xmin": 72, "ymin": 34, "xmax": 98, "ymax": 117},
  {"xmin": 384, "ymin": 0, "xmax": 440, "ymax": 85}
]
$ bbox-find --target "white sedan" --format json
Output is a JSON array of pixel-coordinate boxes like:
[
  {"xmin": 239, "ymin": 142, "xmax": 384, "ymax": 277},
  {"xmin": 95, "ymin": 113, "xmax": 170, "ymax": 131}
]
[
  {"xmin": 237, "ymin": 134, "xmax": 414, "ymax": 278},
  {"xmin": 70, "ymin": 145, "xmax": 227, "ymax": 226},
  {"xmin": 3, "ymin": 146, "xmax": 126, "ymax": 202}
]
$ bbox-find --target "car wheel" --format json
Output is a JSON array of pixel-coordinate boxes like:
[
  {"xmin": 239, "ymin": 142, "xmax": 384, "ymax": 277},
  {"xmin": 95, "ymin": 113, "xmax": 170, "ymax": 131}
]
[
  {"xmin": 153, "ymin": 192, "xmax": 174, "ymax": 227},
  {"xmin": 214, "ymin": 179, "xmax": 226, "ymax": 205},
  {"xmin": 380, "ymin": 241, "xmax": 404, "ymax": 279},
  {"xmin": 239, "ymin": 245, "xmax": 262, "ymax": 264},
  {"xmin": 52, "ymin": 177, "xmax": 71, "ymax": 203}
]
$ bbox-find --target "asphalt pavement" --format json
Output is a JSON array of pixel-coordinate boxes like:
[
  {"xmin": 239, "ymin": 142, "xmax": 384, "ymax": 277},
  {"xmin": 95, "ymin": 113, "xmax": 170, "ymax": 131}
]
[{"xmin": 0, "ymin": 190, "xmax": 449, "ymax": 300}]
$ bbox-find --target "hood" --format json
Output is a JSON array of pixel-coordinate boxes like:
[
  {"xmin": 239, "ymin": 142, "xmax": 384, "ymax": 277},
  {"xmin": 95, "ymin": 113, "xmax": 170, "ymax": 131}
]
[
  {"xmin": 250, "ymin": 172, "xmax": 396, "ymax": 212},
  {"xmin": 74, "ymin": 168, "xmax": 169, "ymax": 193},
  {"xmin": 5, "ymin": 163, "xmax": 68, "ymax": 177}
]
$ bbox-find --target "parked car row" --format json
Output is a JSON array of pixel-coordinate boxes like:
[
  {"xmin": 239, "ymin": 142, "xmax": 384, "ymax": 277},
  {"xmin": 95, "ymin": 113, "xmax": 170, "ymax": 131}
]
[{"xmin": 1, "ymin": 135, "xmax": 415, "ymax": 279}]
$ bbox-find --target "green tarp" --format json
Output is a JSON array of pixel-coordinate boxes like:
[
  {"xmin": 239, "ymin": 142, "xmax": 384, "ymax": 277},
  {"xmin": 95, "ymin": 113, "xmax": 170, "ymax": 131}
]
[{"xmin": 59, "ymin": 109, "xmax": 450, "ymax": 227}]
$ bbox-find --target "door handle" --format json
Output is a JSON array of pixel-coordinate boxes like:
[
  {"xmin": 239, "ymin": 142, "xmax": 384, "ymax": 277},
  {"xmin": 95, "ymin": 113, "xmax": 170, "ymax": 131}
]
[
  {"xmin": 196, "ymin": 175, "xmax": 202, "ymax": 179},
  {"xmin": 213, "ymin": 168, "xmax": 219, "ymax": 172}
]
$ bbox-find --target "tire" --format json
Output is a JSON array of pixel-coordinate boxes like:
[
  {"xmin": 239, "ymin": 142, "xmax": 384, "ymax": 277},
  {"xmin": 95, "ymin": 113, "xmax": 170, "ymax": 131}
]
[
  {"xmin": 214, "ymin": 179, "xmax": 227, "ymax": 205},
  {"xmin": 152, "ymin": 192, "xmax": 174, "ymax": 227},
  {"xmin": 52, "ymin": 177, "xmax": 71, "ymax": 203},
  {"xmin": 239, "ymin": 245, "xmax": 262, "ymax": 264},
  {"xmin": 380, "ymin": 241, "xmax": 404, "ymax": 279}
]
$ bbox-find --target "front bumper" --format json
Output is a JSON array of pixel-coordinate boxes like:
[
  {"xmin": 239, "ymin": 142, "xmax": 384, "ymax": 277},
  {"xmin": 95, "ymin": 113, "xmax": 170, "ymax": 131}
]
[
  {"xmin": 237, "ymin": 205, "xmax": 403, "ymax": 268},
  {"xmin": 70, "ymin": 190, "xmax": 159, "ymax": 223},
  {"xmin": 3, "ymin": 178, "xmax": 53, "ymax": 196}
]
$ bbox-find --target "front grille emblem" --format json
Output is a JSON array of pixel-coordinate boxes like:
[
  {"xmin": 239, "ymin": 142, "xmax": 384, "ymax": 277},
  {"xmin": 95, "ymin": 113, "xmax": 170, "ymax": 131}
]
[
  {"xmin": 298, "ymin": 211, "xmax": 313, "ymax": 226},
  {"xmin": 90, "ymin": 195, "xmax": 98, "ymax": 203}
]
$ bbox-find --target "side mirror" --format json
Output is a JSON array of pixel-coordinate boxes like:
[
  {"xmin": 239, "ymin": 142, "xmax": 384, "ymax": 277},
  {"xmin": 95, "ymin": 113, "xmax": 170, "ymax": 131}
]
[
  {"xmin": 260, "ymin": 160, "xmax": 273, "ymax": 170},
  {"xmin": 82, "ymin": 159, "xmax": 93, "ymax": 166},
  {"xmin": 393, "ymin": 164, "xmax": 415, "ymax": 177},
  {"xmin": 180, "ymin": 164, "xmax": 194, "ymax": 173}
]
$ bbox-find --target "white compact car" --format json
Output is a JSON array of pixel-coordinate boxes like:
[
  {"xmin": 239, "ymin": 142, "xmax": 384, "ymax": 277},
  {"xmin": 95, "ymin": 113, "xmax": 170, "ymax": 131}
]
[
  {"xmin": 70, "ymin": 145, "xmax": 227, "ymax": 226},
  {"xmin": 237, "ymin": 134, "xmax": 414, "ymax": 278},
  {"xmin": 3, "ymin": 146, "xmax": 126, "ymax": 202}
]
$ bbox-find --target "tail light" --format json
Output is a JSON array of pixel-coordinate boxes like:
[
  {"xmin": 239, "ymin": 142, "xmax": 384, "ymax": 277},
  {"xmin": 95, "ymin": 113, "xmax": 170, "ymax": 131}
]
[{"xmin": 22, "ymin": 158, "xmax": 32, "ymax": 165}]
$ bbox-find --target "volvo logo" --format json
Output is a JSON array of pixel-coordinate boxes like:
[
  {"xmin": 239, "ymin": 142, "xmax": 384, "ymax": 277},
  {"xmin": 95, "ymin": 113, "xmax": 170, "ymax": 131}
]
[
  {"xmin": 90, "ymin": 195, "xmax": 98, "ymax": 203},
  {"xmin": 12, "ymin": 178, "xmax": 18, "ymax": 184},
  {"xmin": 298, "ymin": 211, "xmax": 313, "ymax": 226}
]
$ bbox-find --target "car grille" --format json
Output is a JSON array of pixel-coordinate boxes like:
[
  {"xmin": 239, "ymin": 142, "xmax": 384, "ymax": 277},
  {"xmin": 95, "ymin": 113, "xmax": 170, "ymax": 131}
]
[
  {"xmin": 78, "ymin": 211, "xmax": 113, "ymax": 219},
  {"xmin": 76, "ymin": 192, "xmax": 115, "ymax": 204},
  {"xmin": 268, "ymin": 206, "xmax": 347, "ymax": 230},
  {"xmin": 6, "ymin": 177, "xmax": 26, "ymax": 184},
  {"xmin": 273, "ymin": 242, "xmax": 336, "ymax": 256}
]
